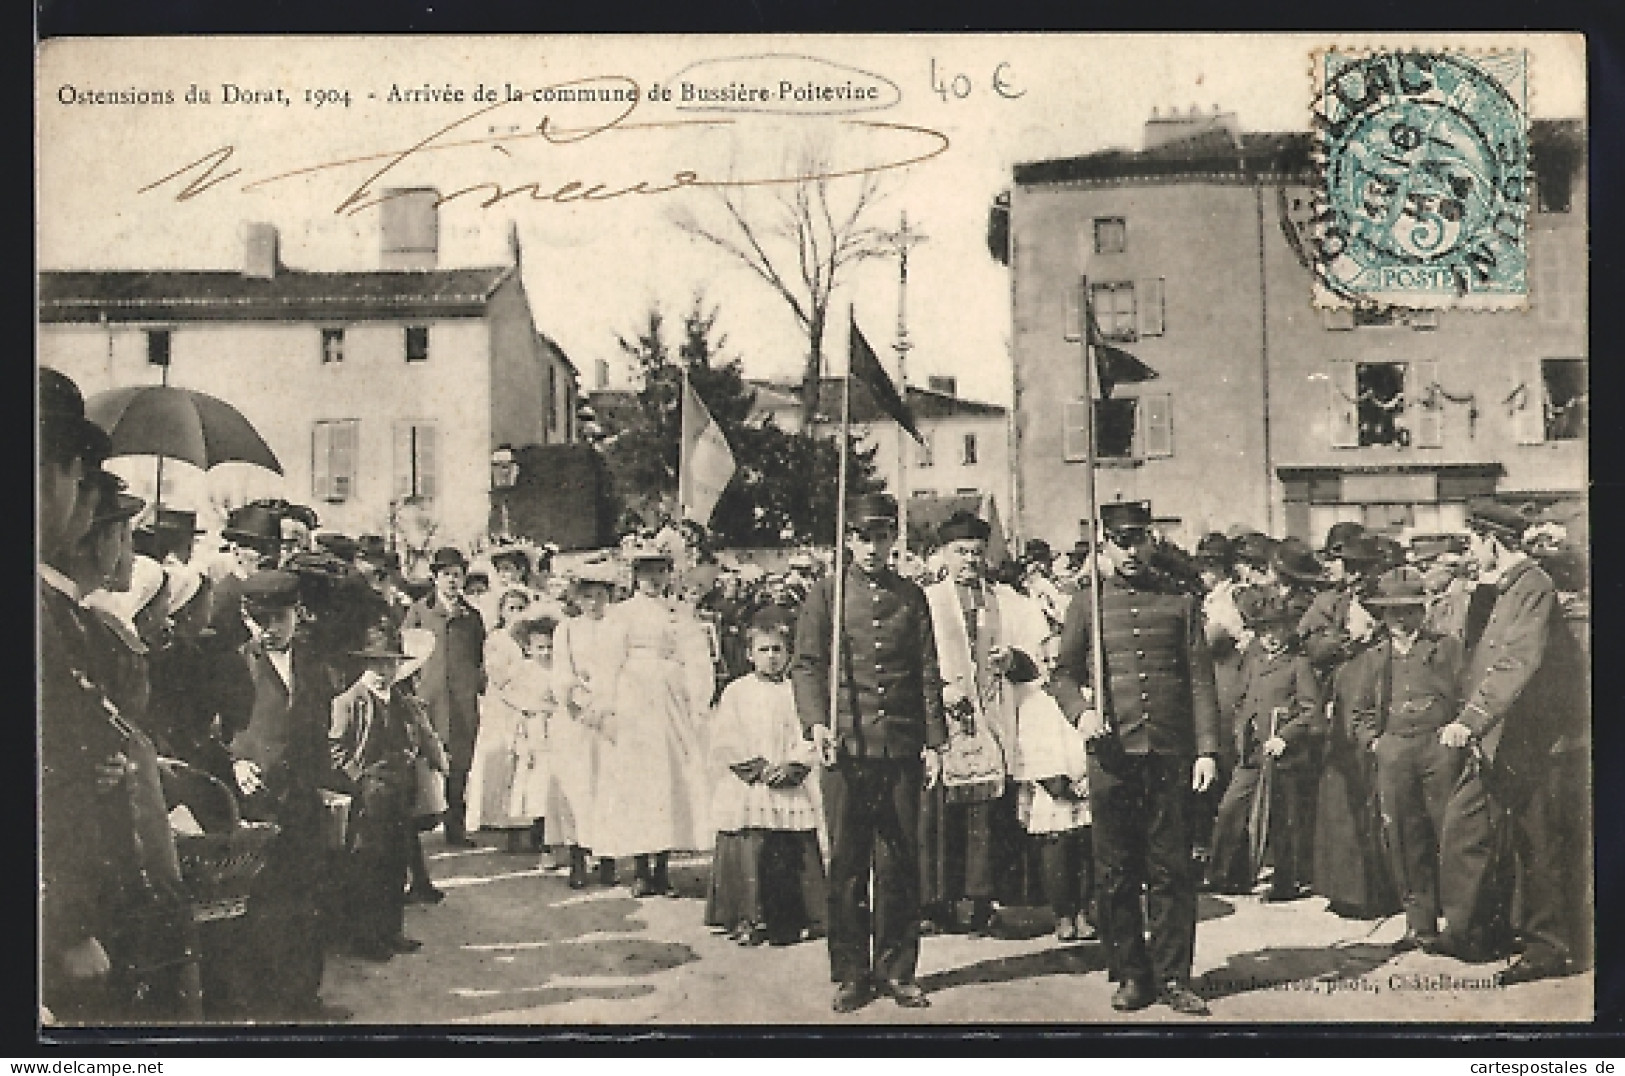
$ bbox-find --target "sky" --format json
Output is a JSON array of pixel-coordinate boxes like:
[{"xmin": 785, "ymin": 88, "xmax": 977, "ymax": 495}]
[{"xmin": 38, "ymin": 34, "xmax": 1584, "ymax": 408}]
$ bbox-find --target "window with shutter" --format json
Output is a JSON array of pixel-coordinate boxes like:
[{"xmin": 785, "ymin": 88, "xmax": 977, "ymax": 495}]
[
  {"xmin": 147, "ymin": 329, "xmax": 172, "ymax": 367},
  {"xmin": 333, "ymin": 420, "xmax": 358, "ymax": 500},
  {"xmin": 312, "ymin": 423, "xmax": 334, "ymax": 501},
  {"xmin": 1091, "ymin": 283, "xmax": 1137, "ymax": 342},
  {"xmin": 1140, "ymin": 393, "xmax": 1173, "ymax": 457},
  {"xmin": 1063, "ymin": 401, "xmax": 1091, "ymax": 462},
  {"xmin": 393, "ymin": 424, "xmax": 415, "ymax": 500},
  {"xmin": 1063, "ymin": 283, "xmax": 1083, "ymax": 343},
  {"xmin": 1093, "ymin": 217, "xmax": 1127, "ymax": 255},
  {"xmin": 415, "ymin": 424, "xmax": 438, "ymax": 500},
  {"xmin": 405, "ymin": 325, "xmax": 430, "ymax": 363},
  {"xmin": 961, "ymin": 433, "xmax": 978, "ymax": 466},
  {"xmin": 1540, "ymin": 358, "xmax": 1587, "ymax": 441},
  {"xmin": 1412, "ymin": 361, "xmax": 1443, "ymax": 448},
  {"xmin": 1512, "ymin": 360, "xmax": 1546, "ymax": 445},
  {"xmin": 1329, "ymin": 362, "xmax": 1359, "ymax": 448},
  {"xmin": 918, "ymin": 431, "xmax": 935, "ymax": 468},
  {"xmin": 1138, "ymin": 278, "xmax": 1166, "ymax": 337}
]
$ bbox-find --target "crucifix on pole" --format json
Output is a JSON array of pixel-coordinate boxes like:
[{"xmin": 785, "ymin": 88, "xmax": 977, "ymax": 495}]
[{"xmin": 879, "ymin": 211, "xmax": 928, "ymax": 548}]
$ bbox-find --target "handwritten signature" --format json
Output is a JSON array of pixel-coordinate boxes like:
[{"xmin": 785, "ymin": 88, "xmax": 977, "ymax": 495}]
[{"xmin": 138, "ymin": 75, "xmax": 951, "ymax": 215}]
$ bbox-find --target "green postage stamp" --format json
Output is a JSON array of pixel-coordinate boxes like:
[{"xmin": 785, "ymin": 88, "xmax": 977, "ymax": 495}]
[{"xmin": 1311, "ymin": 49, "xmax": 1530, "ymax": 310}]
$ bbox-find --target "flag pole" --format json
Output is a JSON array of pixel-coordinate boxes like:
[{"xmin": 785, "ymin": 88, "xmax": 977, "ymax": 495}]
[
  {"xmin": 678, "ymin": 366, "xmax": 690, "ymax": 522},
  {"xmin": 1079, "ymin": 277, "xmax": 1108, "ymax": 730},
  {"xmin": 828, "ymin": 311, "xmax": 854, "ymax": 736}
]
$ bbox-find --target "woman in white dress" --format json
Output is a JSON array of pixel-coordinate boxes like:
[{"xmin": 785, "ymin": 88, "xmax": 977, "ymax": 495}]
[
  {"xmin": 590, "ymin": 548, "xmax": 715, "ymax": 897},
  {"xmin": 551, "ymin": 563, "xmax": 620, "ymax": 888},
  {"xmin": 466, "ymin": 591, "xmax": 543, "ymax": 851}
]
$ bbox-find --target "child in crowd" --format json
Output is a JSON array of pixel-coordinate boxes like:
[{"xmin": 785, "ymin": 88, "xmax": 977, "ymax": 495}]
[
  {"xmin": 1012, "ymin": 634, "xmax": 1096, "ymax": 942},
  {"xmin": 1206, "ymin": 587, "xmax": 1323, "ymax": 900},
  {"xmin": 705, "ymin": 609, "xmax": 826, "ymax": 946},
  {"xmin": 469, "ymin": 615, "xmax": 555, "ymax": 852},
  {"xmin": 508, "ymin": 617, "xmax": 576, "ymax": 863}
]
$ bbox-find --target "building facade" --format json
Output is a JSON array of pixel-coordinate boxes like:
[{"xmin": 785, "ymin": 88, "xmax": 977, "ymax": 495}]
[
  {"xmin": 39, "ymin": 190, "xmax": 581, "ymax": 549},
  {"xmin": 1002, "ymin": 112, "xmax": 1586, "ymax": 550},
  {"xmin": 747, "ymin": 378, "xmax": 1013, "ymax": 544}
]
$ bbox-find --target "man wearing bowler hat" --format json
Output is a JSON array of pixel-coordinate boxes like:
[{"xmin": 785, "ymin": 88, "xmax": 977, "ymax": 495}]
[
  {"xmin": 1342, "ymin": 568, "xmax": 1467, "ymax": 952},
  {"xmin": 156, "ymin": 508, "xmax": 204, "ymax": 565},
  {"xmin": 792, "ymin": 492, "xmax": 948, "ymax": 1013},
  {"xmin": 1433, "ymin": 500, "xmax": 1589, "ymax": 982},
  {"xmin": 403, "ymin": 547, "xmax": 487, "ymax": 847},
  {"xmin": 1050, "ymin": 500, "xmax": 1220, "ymax": 1015}
]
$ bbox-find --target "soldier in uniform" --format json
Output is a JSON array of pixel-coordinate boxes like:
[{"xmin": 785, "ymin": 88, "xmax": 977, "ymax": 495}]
[
  {"xmin": 1050, "ymin": 501, "xmax": 1220, "ymax": 1016},
  {"xmin": 791, "ymin": 493, "xmax": 948, "ymax": 1014}
]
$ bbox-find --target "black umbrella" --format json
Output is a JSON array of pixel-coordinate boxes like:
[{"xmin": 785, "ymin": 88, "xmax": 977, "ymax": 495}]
[{"xmin": 86, "ymin": 385, "xmax": 283, "ymax": 513}]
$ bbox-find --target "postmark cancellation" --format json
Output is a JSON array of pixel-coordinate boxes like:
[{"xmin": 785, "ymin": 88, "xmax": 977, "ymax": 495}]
[{"xmin": 1310, "ymin": 48, "xmax": 1530, "ymax": 312}]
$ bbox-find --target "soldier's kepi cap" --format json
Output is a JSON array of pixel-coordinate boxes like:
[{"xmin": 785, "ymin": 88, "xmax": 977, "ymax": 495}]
[
  {"xmin": 1099, "ymin": 500, "xmax": 1152, "ymax": 535},
  {"xmin": 848, "ymin": 492, "xmax": 898, "ymax": 525},
  {"xmin": 240, "ymin": 569, "xmax": 302, "ymax": 610},
  {"xmin": 938, "ymin": 510, "xmax": 992, "ymax": 544},
  {"xmin": 1465, "ymin": 498, "xmax": 1534, "ymax": 543}
]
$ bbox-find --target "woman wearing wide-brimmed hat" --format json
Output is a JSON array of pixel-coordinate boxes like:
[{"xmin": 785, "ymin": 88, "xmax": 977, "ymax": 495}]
[{"xmin": 589, "ymin": 542, "xmax": 715, "ymax": 897}]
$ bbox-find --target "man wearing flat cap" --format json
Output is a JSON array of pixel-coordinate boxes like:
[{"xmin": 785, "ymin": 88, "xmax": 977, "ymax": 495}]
[
  {"xmin": 1341, "ymin": 569, "xmax": 1467, "ymax": 952},
  {"xmin": 225, "ymin": 568, "xmax": 343, "ymax": 1019},
  {"xmin": 918, "ymin": 510, "xmax": 1051, "ymax": 936},
  {"xmin": 1433, "ymin": 500, "xmax": 1590, "ymax": 983},
  {"xmin": 403, "ymin": 547, "xmax": 487, "ymax": 847},
  {"xmin": 792, "ymin": 492, "xmax": 948, "ymax": 1013},
  {"xmin": 1050, "ymin": 500, "xmax": 1221, "ymax": 1015}
]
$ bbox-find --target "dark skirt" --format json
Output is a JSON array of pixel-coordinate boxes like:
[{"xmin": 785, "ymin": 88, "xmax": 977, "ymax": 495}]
[
  {"xmin": 1313, "ymin": 743, "xmax": 1400, "ymax": 918},
  {"xmin": 705, "ymin": 830, "xmax": 827, "ymax": 937},
  {"xmin": 920, "ymin": 785, "xmax": 1037, "ymax": 907}
]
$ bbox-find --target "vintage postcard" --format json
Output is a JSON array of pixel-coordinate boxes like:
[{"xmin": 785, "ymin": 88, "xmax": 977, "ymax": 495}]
[{"xmin": 36, "ymin": 34, "xmax": 1590, "ymax": 1030}]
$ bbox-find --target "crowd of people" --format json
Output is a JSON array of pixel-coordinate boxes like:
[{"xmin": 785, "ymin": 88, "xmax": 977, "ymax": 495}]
[{"xmin": 40, "ymin": 362, "xmax": 1591, "ymax": 1025}]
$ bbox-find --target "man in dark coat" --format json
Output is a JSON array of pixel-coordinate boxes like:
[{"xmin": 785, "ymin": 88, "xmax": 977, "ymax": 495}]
[
  {"xmin": 227, "ymin": 569, "xmax": 344, "ymax": 1020},
  {"xmin": 1343, "ymin": 569, "xmax": 1467, "ymax": 951},
  {"xmin": 403, "ymin": 547, "xmax": 487, "ymax": 846},
  {"xmin": 38, "ymin": 368, "xmax": 135, "ymax": 1024},
  {"xmin": 1434, "ymin": 501, "xmax": 1590, "ymax": 982},
  {"xmin": 1051, "ymin": 501, "xmax": 1221, "ymax": 1016},
  {"xmin": 792, "ymin": 493, "xmax": 948, "ymax": 1014}
]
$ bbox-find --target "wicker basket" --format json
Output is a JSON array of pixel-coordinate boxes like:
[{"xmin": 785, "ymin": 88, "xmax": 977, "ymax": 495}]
[{"xmin": 158, "ymin": 758, "xmax": 281, "ymax": 922}]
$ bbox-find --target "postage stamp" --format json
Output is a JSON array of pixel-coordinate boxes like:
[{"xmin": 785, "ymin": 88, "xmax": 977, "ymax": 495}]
[{"xmin": 1310, "ymin": 49, "xmax": 1530, "ymax": 310}]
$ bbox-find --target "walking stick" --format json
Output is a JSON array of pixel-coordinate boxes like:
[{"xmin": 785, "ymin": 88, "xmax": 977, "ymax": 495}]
[{"xmin": 1247, "ymin": 706, "xmax": 1280, "ymax": 885}]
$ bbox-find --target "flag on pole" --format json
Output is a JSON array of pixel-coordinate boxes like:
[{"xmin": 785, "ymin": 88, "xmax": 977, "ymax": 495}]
[
  {"xmin": 849, "ymin": 313, "xmax": 924, "ymax": 444},
  {"xmin": 1086, "ymin": 306, "xmax": 1159, "ymax": 398},
  {"xmin": 679, "ymin": 376, "xmax": 736, "ymax": 524}
]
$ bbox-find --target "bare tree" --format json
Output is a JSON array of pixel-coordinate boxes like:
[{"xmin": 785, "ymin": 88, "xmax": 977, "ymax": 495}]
[{"xmin": 673, "ymin": 143, "xmax": 890, "ymax": 431}]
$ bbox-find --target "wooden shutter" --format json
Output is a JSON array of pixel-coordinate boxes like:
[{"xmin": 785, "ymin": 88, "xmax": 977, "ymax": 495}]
[
  {"xmin": 1140, "ymin": 392, "xmax": 1174, "ymax": 457},
  {"xmin": 1063, "ymin": 282, "xmax": 1083, "ymax": 343},
  {"xmin": 394, "ymin": 423, "xmax": 414, "ymax": 499},
  {"xmin": 415, "ymin": 423, "xmax": 438, "ymax": 500},
  {"xmin": 1138, "ymin": 278, "xmax": 1166, "ymax": 337},
  {"xmin": 1329, "ymin": 362, "xmax": 1359, "ymax": 448},
  {"xmin": 1063, "ymin": 401, "xmax": 1091, "ymax": 461},
  {"xmin": 332, "ymin": 420, "xmax": 358, "ymax": 500},
  {"xmin": 1411, "ymin": 361, "xmax": 1443, "ymax": 448},
  {"xmin": 1512, "ymin": 360, "xmax": 1546, "ymax": 445},
  {"xmin": 312, "ymin": 423, "xmax": 334, "ymax": 501}
]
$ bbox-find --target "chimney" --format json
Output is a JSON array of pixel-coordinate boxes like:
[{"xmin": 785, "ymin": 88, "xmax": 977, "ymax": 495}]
[
  {"xmin": 927, "ymin": 375, "xmax": 957, "ymax": 396},
  {"xmin": 243, "ymin": 222, "xmax": 280, "ymax": 279},
  {"xmin": 1142, "ymin": 105, "xmax": 1240, "ymax": 151},
  {"xmin": 379, "ymin": 188, "xmax": 440, "ymax": 270}
]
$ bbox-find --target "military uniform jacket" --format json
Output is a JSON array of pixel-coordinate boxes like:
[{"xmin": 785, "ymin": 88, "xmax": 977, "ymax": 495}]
[
  {"xmin": 791, "ymin": 565, "xmax": 948, "ymax": 759},
  {"xmin": 1050, "ymin": 572, "xmax": 1221, "ymax": 758},
  {"xmin": 1231, "ymin": 640, "xmax": 1322, "ymax": 770},
  {"xmin": 1460, "ymin": 557, "xmax": 1588, "ymax": 766}
]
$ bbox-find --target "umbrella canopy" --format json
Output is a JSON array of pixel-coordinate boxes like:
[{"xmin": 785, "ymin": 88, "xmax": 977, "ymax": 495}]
[{"xmin": 86, "ymin": 385, "xmax": 282, "ymax": 475}]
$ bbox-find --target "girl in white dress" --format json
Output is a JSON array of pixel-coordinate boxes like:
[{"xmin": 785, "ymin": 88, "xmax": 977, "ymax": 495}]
[
  {"xmin": 704, "ymin": 611, "xmax": 826, "ymax": 945},
  {"xmin": 590, "ymin": 548, "xmax": 714, "ymax": 897},
  {"xmin": 466, "ymin": 594, "xmax": 544, "ymax": 851},
  {"xmin": 551, "ymin": 564, "xmax": 620, "ymax": 888}
]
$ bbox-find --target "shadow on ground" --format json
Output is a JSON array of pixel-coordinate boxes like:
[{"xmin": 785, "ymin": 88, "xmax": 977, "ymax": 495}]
[{"xmin": 920, "ymin": 940, "xmax": 1110, "ymax": 992}]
